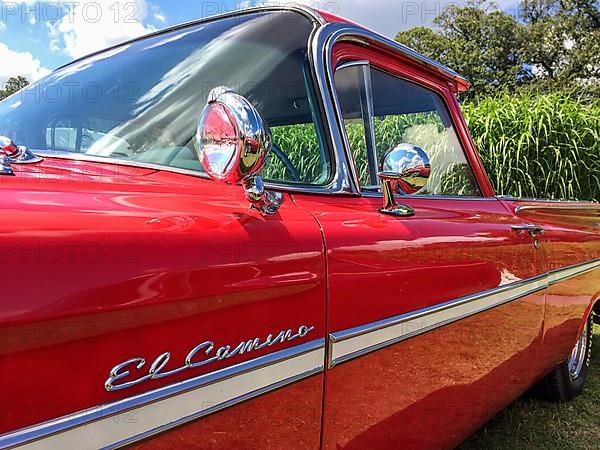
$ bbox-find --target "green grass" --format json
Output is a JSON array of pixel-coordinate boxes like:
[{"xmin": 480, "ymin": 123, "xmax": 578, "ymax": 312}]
[
  {"xmin": 459, "ymin": 324, "xmax": 600, "ymax": 450},
  {"xmin": 464, "ymin": 92, "xmax": 600, "ymax": 202},
  {"xmin": 269, "ymin": 90, "xmax": 600, "ymax": 202}
]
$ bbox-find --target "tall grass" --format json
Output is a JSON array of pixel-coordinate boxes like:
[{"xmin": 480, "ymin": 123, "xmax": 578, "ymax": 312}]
[
  {"xmin": 267, "ymin": 91, "xmax": 599, "ymax": 202},
  {"xmin": 267, "ymin": 123, "xmax": 325, "ymax": 184},
  {"xmin": 463, "ymin": 91, "xmax": 600, "ymax": 202}
]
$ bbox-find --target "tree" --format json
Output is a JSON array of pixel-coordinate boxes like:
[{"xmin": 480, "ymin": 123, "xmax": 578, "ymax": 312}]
[
  {"xmin": 396, "ymin": 1, "xmax": 525, "ymax": 96},
  {"xmin": 0, "ymin": 76, "xmax": 29, "ymax": 100},
  {"xmin": 395, "ymin": 0, "xmax": 600, "ymax": 96},
  {"xmin": 394, "ymin": 27, "xmax": 451, "ymax": 63},
  {"xmin": 520, "ymin": 0, "xmax": 599, "ymax": 85}
]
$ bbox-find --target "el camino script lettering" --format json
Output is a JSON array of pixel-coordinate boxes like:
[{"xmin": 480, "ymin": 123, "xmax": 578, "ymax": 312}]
[{"xmin": 105, "ymin": 325, "xmax": 315, "ymax": 391}]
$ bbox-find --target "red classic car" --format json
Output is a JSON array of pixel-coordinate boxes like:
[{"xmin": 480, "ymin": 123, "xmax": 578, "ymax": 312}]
[{"xmin": 0, "ymin": 5, "xmax": 598, "ymax": 450}]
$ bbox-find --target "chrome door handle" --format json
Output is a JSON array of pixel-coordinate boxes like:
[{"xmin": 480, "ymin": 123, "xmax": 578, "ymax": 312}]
[{"xmin": 511, "ymin": 225, "xmax": 544, "ymax": 237}]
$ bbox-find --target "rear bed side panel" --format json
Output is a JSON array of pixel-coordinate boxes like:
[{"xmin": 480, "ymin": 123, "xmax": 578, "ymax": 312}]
[{"xmin": 501, "ymin": 200, "xmax": 600, "ymax": 377}]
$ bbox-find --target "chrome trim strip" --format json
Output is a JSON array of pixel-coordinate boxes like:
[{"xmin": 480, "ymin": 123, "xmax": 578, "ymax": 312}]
[
  {"xmin": 310, "ymin": 24, "xmax": 360, "ymax": 194},
  {"xmin": 548, "ymin": 259, "xmax": 600, "ymax": 286},
  {"xmin": 336, "ymin": 60, "xmax": 370, "ymax": 71},
  {"xmin": 33, "ymin": 150, "xmax": 200, "ymax": 178},
  {"xmin": 329, "ymin": 259, "xmax": 600, "ymax": 367},
  {"xmin": 515, "ymin": 204, "xmax": 600, "ymax": 214},
  {"xmin": 361, "ymin": 191, "xmax": 496, "ymax": 201},
  {"xmin": 32, "ymin": 150, "xmax": 349, "ymax": 197},
  {"xmin": 329, "ymin": 275, "xmax": 548, "ymax": 367},
  {"xmin": 0, "ymin": 339, "xmax": 325, "ymax": 449},
  {"xmin": 498, "ymin": 195, "xmax": 598, "ymax": 204}
]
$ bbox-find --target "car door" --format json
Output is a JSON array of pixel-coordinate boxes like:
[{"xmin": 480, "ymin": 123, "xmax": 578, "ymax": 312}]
[
  {"xmin": 0, "ymin": 10, "xmax": 329, "ymax": 449},
  {"xmin": 292, "ymin": 51, "xmax": 547, "ymax": 449},
  {"xmin": 0, "ymin": 169, "xmax": 327, "ymax": 449}
]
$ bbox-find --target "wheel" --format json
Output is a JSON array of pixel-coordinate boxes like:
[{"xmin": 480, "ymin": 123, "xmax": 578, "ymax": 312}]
[{"xmin": 537, "ymin": 312, "xmax": 593, "ymax": 402}]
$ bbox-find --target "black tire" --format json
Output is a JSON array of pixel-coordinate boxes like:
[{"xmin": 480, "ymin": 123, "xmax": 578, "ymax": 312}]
[{"xmin": 536, "ymin": 312, "xmax": 593, "ymax": 402}]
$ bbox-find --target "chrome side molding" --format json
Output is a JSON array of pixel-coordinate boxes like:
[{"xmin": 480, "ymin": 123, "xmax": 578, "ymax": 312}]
[
  {"xmin": 0, "ymin": 339, "xmax": 325, "ymax": 450},
  {"xmin": 329, "ymin": 258, "xmax": 600, "ymax": 367}
]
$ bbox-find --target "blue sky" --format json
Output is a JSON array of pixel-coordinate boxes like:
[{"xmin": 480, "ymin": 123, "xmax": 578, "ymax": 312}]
[{"xmin": 0, "ymin": 0, "xmax": 519, "ymax": 84}]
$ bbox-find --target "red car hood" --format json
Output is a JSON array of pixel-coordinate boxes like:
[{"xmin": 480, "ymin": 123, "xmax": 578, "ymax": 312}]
[{"xmin": 8, "ymin": 155, "xmax": 157, "ymax": 183}]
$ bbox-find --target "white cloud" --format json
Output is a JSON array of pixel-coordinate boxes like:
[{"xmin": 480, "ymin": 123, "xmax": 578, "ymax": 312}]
[
  {"xmin": 150, "ymin": 3, "xmax": 167, "ymax": 25},
  {"xmin": 49, "ymin": 0, "xmax": 156, "ymax": 58},
  {"xmin": 0, "ymin": 43, "xmax": 50, "ymax": 84}
]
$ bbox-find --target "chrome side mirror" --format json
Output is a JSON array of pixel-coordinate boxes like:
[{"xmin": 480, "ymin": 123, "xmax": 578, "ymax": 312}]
[
  {"xmin": 0, "ymin": 155, "xmax": 13, "ymax": 176},
  {"xmin": 196, "ymin": 87, "xmax": 282, "ymax": 215},
  {"xmin": 377, "ymin": 144, "xmax": 431, "ymax": 217},
  {"xmin": 0, "ymin": 135, "xmax": 43, "ymax": 165}
]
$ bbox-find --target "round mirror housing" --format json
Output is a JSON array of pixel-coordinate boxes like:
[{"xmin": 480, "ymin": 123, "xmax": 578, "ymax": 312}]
[
  {"xmin": 197, "ymin": 86, "xmax": 271, "ymax": 185},
  {"xmin": 381, "ymin": 143, "xmax": 431, "ymax": 195},
  {"xmin": 196, "ymin": 87, "xmax": 282, "ymax": 215},
  {"xmin": 0, "ymin": 136, "xmax": 21, "ymax": 158},
  {"xmin": 0, "ymin": 135, "xmax": 43, "ymax": 165}
]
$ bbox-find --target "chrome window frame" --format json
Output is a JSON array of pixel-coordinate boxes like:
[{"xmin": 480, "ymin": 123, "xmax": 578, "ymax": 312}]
[
  {"xmin": 334, "ymin": 60, "xmax": 380, "ymax": 188},
  {"xmin": 316, "ymin": 22, "xmax": 490, "ymax": 199}
]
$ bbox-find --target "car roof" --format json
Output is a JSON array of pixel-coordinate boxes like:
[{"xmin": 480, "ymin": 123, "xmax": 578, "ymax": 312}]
[
  {"xmin": 55, "ymin": 4, "xmax": 469, "ymax": 92},
  {"xmin": 315, "ymin": 8, "xmax": 470, "ymax": 92}
]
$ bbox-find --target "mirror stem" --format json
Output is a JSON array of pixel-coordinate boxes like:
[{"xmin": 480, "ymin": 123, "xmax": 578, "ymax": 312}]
[
  {"xmin": 243, "ymin": 176, "xmax": 283, "ymax": 215},
  {"xmin": 1, "ymin": 156, "xmax": 14, "ymax": 176},
  {"xmin": 378, "ymin": 172, "xmax": 415, "ymax": 217}
]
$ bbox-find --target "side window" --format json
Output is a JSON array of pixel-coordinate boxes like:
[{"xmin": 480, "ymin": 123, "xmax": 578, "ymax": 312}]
[
  {"xmin": 335, "ymin": 64, "xmax": 482, "ymax": 197},
  {"xmin": 46, "ymin": 118, "xmax": 78, "ymax": 152},
  {"xmin": 45, "ymin": 117, "xmax": 133, "ymax": 156},
  {"xmin": 334, "ymin": 62, "xmax": 373, "ymax": 187},
  {"xmin": 263, "ymin": 122, "xmax": 330, "ymax": 186}
]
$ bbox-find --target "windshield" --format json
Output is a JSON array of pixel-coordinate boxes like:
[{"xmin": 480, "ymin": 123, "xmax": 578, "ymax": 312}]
[{"xmin": 0, "ymin": 11, "xmax": 331, "ymax": 185}]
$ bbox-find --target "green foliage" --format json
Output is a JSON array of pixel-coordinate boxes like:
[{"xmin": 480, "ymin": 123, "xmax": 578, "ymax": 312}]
[
  {"xmin": 395, "ymin": 0, "xmax": 600, "ymax": 97},
  {"xmin": 264, "ymin": 123, "xmax": 326, "ymax": 184},
  {"xmin": 397, "ymin": 1, "xmax": 524, "ymax": 96},
  {"xmin": 266, "ymin": 91, "xmax": 599, "ymax": 202},
  {"xmin": 520, "ymin": 0, "xmax": 600, "ymax": 84},
  {"xmin": 0, "ymin": 76, "xmax": 29, "ymax": 100},
  {"xmin": 463, "ymin": 90, "xmax": 600, "ymax": 201}
]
